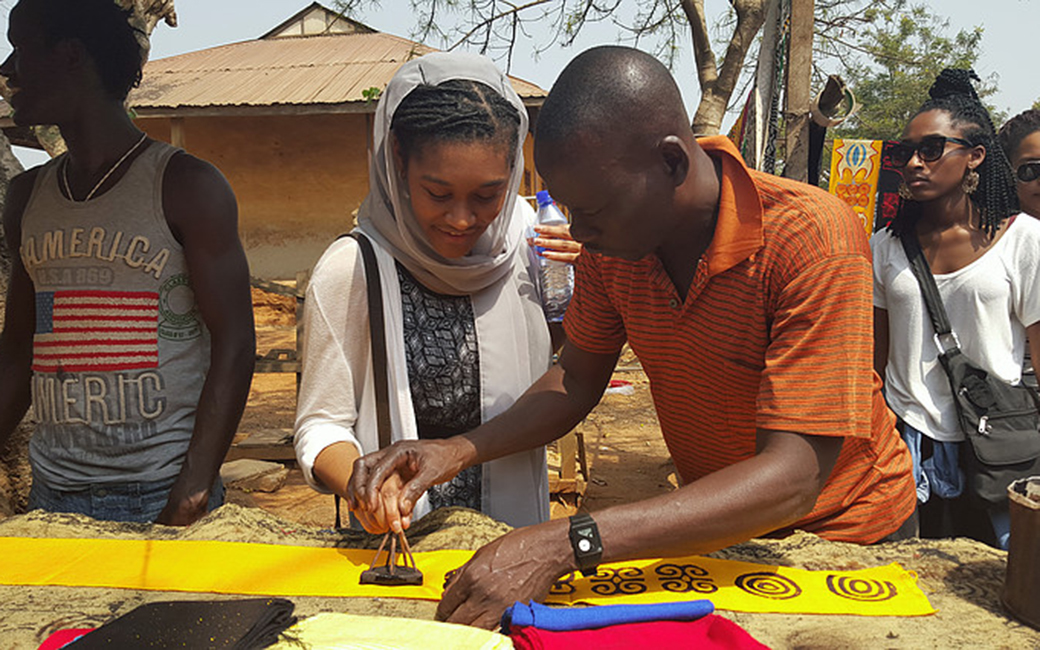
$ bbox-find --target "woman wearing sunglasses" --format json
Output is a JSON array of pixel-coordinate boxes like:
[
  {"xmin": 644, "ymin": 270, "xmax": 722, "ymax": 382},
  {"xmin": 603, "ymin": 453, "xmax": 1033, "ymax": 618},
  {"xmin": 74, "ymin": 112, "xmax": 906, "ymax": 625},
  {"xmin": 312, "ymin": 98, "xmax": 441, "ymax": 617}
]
[
  {"xmin": 998, "ymin": 110, "xmax": 1040, "ymax": 393},
  {"xmin": 998, "ymin": 108, "xmax": 1040, "ymax": 218},
  {"xmin": 871, "ymin": 69, "xmax": 1040, "ymax": 549}
]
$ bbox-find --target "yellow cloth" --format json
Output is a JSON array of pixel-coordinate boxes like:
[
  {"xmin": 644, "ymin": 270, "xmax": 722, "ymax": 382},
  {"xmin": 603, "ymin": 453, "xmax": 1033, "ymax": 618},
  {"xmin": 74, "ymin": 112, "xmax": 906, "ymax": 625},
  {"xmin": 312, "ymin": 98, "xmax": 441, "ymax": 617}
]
[
  {"xmin": 268, "ymin": 613, "xmax": 514, "ymax": 650},
  {"xmin": 0, "ymin": 536, "xmax": 469, "ymax": 601},
  {"xmin": 0, "ymin": 537, "xmax": 934, "ymax": 616},
  {"xmin": 543, "ymin": 556, "xmax": 934, "ymax": 616},
  {"xmin": 829, "ymin": 138, "xmax": 883, "ymax": 236}
]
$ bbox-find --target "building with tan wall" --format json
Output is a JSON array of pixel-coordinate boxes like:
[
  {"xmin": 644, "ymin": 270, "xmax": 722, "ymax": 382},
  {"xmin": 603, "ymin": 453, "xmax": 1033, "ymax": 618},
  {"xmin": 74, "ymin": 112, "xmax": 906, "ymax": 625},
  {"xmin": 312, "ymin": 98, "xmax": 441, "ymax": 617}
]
[{"xmin": 2, "ymin": 2, "xmax": 547, "ymax": 280}]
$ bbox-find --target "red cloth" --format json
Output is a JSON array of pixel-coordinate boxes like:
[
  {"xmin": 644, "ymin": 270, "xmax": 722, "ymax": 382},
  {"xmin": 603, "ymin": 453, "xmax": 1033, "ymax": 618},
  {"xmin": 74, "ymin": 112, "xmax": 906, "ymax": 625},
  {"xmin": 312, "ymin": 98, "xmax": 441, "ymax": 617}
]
[
  {"xmin": 37, "ymin": 629, "xmax": 94, "ymax": 650},
  {"xmin": 509, "ymin": 613, "xmax": 770, "ymax": 650}
]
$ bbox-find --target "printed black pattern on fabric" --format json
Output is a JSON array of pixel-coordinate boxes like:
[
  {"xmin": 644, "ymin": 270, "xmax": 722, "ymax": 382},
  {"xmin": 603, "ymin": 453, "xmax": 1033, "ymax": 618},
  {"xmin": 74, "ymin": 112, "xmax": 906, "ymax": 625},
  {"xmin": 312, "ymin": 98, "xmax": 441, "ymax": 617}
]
[
  {"xmin": 427, "ymin": 465, "xmax": 483, "ymax": 512},
  {"xmin": 397, "ymin": 262, "xmax": 482, "ymax": 510}
]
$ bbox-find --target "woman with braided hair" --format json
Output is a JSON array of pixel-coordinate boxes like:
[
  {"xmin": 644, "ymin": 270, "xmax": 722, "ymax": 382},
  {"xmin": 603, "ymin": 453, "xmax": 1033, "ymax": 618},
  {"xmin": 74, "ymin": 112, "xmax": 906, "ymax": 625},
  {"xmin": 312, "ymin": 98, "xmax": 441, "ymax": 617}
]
[
  {"xmin": 294, "ymin": 52, "xmax": 576, "ymax": 533},
  {"xmin": 998, "ymin": 109, "xmax": 1040, "ymax": 390},
  {"xmin": 999, "ymin": 108, "xmax": 1040, "ymax": 219},
  {"xmin": 871, "ymin": 69, "xmax": 1040, "ymax": 549}
]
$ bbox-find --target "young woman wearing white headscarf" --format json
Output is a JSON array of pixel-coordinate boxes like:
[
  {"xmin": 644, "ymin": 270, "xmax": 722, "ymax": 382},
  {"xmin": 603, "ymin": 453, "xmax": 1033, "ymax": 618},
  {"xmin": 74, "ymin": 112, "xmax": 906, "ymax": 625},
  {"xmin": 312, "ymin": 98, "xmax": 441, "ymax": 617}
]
[{"xmin": 294, "ymin": 52, "xmax": 555, "ymax": 530}]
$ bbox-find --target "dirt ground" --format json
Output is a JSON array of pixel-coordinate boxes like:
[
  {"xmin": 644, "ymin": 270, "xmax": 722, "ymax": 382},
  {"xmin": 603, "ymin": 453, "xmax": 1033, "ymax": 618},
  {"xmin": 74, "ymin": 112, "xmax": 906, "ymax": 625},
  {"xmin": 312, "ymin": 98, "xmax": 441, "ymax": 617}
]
[{"xmin": 0, "ymin": 292, "xmax": 1038, "ymax": 648}]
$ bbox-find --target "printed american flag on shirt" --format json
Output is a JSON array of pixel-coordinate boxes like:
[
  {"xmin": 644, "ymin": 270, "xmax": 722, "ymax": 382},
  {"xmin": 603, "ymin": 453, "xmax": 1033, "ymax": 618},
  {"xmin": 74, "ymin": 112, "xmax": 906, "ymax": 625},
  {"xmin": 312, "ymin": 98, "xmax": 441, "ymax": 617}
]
[{"xmin": 33, "ymin": 290, "xmax": 159, "ymax": 373}]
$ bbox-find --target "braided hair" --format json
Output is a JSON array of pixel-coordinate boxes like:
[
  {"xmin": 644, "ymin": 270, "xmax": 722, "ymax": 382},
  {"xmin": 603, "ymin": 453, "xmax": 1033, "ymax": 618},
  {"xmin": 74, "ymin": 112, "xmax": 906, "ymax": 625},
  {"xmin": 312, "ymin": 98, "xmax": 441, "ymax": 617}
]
[
  {"xmin": 14, "ymin": 0, "xmax": 143, "ymax": 101},
  {"xmin": 391, "ymin": 79, "xmax": 521, "ymax": 168},
  {"xmin": 889, "ymin": 69, "xmax": 1019, "ymax": 237},
  {"xmin": 998, "ymin": 108, "xmax": 1040, "ymax": 162}
]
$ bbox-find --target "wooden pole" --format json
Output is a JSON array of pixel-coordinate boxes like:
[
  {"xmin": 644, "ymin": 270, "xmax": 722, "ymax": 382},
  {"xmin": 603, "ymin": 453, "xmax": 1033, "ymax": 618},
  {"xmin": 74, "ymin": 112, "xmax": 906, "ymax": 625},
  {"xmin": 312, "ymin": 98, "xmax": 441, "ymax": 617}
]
[{"xmin": 783, "ymin": 0, "xmax": 813, "ymax": 182}]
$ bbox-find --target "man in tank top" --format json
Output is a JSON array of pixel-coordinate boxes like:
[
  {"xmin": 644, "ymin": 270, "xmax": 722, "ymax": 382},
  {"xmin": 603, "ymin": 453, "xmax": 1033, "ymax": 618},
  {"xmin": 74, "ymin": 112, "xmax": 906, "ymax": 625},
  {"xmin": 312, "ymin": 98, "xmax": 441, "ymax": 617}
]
[{"xmin": 0, "ymin": 0, "xmax": 255, "ymax": 525}]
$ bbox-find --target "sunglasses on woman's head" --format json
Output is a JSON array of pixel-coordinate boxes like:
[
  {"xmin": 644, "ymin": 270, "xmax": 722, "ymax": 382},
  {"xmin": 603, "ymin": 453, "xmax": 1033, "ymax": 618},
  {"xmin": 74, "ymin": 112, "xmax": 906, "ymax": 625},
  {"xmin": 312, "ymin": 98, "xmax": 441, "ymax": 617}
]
[
  {"xmin": 1015, "ymin": 161, "xmax": 1040, "ymax": 183},
  {"xmin": 890, "ymin": 135, "xmax": 974, "ymax": 168}
]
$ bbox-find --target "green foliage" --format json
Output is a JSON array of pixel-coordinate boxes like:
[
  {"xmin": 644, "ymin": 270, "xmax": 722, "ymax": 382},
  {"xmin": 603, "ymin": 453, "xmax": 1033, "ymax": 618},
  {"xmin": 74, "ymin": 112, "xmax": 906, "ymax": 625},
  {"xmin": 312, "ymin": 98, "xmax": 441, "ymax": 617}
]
[
  {"xmin": 362, "ymin": 86, "xmax": 383, "ymax": 103},
  {"xmin": 1033, "ymin": 97, "xmax": 1040, "ymax": 111},
  {"xmin": 833, "ymin": 0, "xmax": 990, "ymax": 141}
]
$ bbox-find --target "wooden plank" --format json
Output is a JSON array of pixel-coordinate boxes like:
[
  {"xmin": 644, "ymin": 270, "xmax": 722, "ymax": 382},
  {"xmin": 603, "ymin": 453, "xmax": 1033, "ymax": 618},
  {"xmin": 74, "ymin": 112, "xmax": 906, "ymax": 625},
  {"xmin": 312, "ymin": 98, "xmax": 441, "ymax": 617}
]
[
  {"xmin": 559, "ymin": 431, "xmax": 578, "ymax": 480},
  {"xmin": 250, "ymin": 276, "xmax": 304, "ymax": 299},
  {"xmin": 227, "ymin": 429, "xmax": 295, "ymax": 462}
]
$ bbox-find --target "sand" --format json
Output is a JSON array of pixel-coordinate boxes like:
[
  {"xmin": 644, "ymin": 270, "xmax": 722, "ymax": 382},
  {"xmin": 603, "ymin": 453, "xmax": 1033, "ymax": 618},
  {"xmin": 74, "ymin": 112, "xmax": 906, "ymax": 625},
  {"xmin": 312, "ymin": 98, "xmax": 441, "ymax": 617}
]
[{"xmin": 0, "ymin": 505, "xmax": 1037, "ymax": 649}]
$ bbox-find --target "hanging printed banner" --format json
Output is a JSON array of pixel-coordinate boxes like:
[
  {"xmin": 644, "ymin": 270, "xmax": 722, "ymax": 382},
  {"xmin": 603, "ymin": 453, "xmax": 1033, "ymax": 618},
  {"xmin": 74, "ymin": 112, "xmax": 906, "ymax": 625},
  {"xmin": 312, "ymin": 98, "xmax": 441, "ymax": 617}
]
[
  {"xmin": 829, "ymin": 138, "xmax": 883, "ymax": 236},
  {"xmin": 875, "ymin": 140, "xmax": 905, "ymax": 232},
  {"xmin": 0, "ymin": 536, "xmax": 934, "ymax": 617}
]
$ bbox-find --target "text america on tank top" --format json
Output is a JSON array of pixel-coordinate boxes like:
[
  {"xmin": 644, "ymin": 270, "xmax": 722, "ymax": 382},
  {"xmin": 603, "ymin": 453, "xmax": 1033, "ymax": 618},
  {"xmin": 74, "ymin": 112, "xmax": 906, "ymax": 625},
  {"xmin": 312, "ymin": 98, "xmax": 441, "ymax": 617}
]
[{"xmin": 19, "ymin": 141, "xmax": 212, "ymax": 489}]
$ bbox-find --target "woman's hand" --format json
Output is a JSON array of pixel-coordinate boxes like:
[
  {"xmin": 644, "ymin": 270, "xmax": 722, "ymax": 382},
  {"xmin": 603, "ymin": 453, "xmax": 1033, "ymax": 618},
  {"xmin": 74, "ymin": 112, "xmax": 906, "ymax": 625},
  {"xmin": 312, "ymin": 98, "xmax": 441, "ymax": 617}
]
[
  {"xmin": 351, "ymin": 471, "xmax": 411, "ymax": 534},
  {"xmin": 530, "ymin": 223, "xmax": 582, "ymax": 264}
]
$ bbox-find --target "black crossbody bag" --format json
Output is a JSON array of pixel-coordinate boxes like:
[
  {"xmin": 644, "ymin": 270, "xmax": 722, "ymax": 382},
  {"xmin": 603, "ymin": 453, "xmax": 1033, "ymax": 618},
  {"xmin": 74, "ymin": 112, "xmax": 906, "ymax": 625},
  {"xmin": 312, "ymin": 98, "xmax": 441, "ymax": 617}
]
[{"xmin": 900, "ymin": 231, "xmax": 1040, "ymax": 506}]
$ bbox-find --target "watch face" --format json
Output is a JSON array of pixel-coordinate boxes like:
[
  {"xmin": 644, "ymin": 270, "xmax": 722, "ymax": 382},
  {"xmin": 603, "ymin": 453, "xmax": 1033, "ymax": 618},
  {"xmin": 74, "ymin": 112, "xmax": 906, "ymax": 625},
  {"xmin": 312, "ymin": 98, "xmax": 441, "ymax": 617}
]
[{"xmin": 578, "ymin": 538, "xmax": 593, "ymax": 552}]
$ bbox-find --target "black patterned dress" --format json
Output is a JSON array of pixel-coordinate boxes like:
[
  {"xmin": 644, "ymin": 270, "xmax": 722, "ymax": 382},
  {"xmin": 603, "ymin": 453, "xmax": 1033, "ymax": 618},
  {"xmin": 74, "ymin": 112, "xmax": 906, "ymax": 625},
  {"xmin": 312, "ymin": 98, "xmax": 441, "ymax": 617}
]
[{"xmin": 397, "ymin": 262, "xmax": 482, "ymax": 511}]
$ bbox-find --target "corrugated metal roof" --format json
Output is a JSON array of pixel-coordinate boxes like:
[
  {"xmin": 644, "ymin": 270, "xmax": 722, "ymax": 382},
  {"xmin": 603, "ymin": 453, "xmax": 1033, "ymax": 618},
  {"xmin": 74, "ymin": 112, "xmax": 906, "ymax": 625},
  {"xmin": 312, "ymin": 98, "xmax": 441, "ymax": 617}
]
[{"xmin": 129, "ymin": 31, "xmax": 546, "ymax": 114}]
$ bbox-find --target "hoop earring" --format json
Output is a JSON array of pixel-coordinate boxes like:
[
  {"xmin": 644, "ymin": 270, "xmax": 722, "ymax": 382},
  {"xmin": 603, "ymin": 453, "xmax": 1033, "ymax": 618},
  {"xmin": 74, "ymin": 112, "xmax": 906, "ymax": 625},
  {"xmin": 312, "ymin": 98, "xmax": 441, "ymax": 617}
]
[
  {"xmin": 898, "ymin": 181, "xmax": 913, "ymax": 200},
  {"xmin": 962, "ymin": 169, "xmax": 980, "ymax": 195}
]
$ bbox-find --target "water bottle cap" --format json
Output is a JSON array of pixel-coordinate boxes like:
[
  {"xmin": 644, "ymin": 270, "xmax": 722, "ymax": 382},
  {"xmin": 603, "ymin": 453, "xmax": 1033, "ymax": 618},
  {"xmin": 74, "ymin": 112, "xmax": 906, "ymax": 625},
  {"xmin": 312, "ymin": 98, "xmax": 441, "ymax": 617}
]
[{"xmin": 536, "ymin": 190, "xmax": 552, "ymax": 207}]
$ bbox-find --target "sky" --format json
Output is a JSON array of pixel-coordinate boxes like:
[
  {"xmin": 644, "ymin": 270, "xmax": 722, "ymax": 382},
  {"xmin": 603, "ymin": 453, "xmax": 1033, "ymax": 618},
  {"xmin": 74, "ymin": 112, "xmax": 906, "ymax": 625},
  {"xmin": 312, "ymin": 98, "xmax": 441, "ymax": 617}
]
[{"xmin": 2, "ymin": 0, "xmax": 1037, "ymax": 167}]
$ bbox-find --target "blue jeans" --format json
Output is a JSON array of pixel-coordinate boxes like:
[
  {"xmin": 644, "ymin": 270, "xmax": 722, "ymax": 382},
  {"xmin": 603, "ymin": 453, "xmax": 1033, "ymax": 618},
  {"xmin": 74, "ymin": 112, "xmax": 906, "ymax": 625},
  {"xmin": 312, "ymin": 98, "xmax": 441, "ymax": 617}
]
[
  {"xmin": 28, "ymin": 476, "xmax": 225, "ymax": 524},
  {"xmin": 901, "ymin": 424, "xmax": 964, "ymax": 503},
  {"xmin": 902, "ymin": 423, "xmax": 1010, "ymax": 550}
]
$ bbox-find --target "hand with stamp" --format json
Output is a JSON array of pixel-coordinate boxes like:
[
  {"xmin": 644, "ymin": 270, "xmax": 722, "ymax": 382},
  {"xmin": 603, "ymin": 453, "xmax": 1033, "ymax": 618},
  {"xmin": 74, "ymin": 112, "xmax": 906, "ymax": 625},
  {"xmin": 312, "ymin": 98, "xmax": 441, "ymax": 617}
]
[{"xmin": 348, "ymin": 437, "xmax": 472, "ymax": 534}]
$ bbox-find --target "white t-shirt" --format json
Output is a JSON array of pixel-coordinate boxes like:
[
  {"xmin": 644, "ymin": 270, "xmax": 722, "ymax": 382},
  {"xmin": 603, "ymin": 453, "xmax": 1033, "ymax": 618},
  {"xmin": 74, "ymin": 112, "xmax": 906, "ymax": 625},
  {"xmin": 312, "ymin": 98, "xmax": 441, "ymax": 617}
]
[{"xmin": 872, "ymin": 214, "xmax": 1040, "ymax": 442}]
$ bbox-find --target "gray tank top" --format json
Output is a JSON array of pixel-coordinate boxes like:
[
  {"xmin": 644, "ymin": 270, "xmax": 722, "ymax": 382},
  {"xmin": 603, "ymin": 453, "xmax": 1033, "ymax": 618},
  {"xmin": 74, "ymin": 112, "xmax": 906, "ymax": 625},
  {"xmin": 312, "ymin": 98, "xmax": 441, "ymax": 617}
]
[{"xmin": 19, "ymin": 141, "xmax": 211, "ymax": 489}]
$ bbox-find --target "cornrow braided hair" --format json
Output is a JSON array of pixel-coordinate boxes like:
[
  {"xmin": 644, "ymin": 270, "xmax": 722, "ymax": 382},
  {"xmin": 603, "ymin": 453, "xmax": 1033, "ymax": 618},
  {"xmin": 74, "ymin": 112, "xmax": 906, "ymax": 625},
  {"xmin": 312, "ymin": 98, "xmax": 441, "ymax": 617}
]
[
  {"xmin": 998, "ymin": 108, "xmax": 1040, "ymax": 162},
  {"xmin": 19, "ymin": 0, "xmax": 143, "ymax": 100},
  {"xmin": 391, "ymin": 79, "xmax": 521, "ymax": 166},
  {"xmin": 889, "ymin": 68, "xmax": 1019, "ymax": 237}
]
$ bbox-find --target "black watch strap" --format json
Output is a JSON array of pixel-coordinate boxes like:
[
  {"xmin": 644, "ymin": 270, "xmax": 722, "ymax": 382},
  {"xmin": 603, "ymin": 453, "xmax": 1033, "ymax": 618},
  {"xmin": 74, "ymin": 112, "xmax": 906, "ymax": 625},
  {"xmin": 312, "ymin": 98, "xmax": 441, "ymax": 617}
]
[{"xmin": 568, "ymin": 513, "xmax": 603, "ymax": 577}]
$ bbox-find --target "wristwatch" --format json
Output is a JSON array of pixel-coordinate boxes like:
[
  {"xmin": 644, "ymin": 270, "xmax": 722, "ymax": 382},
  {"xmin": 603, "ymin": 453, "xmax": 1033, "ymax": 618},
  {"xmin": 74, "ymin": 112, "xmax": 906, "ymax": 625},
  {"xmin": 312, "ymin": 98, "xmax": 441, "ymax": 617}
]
[{"xmin": 568, "ymin": 513, "xmax": 603, "ymax": 577}]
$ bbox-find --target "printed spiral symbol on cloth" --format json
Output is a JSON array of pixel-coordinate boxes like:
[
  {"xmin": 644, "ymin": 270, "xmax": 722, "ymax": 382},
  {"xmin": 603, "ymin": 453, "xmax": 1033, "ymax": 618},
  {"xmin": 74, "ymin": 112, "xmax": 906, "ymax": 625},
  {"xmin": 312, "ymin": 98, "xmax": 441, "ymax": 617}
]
[
  {"xmin": 735, "ymin": 572, "xmax": 802, "ymax": 600},
  {"xmin": 442, "ymin": 567, "xmax": 461, "ymax": 590},
  {"xmin": 590, "ymin": 567, "xmax": 647, "ymax": 596},
  {"xmin": 655, "ymin": 563, "xmax": 719, "ymax": 594},
  {"xmin": 549, "ymin": 572, "xmax": 576, "ymax": 596},
  {"xmin": 825, "ymin": 575, "xmax": 897, "ymax": 602}
]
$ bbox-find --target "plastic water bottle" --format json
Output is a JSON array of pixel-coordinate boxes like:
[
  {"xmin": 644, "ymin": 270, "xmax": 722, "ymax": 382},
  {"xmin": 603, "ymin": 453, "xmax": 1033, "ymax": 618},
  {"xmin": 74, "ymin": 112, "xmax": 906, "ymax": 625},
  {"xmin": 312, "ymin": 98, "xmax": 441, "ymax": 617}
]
[{"xmin": 534, "ymin": 190, "xmax": 574, "ymax": 322}]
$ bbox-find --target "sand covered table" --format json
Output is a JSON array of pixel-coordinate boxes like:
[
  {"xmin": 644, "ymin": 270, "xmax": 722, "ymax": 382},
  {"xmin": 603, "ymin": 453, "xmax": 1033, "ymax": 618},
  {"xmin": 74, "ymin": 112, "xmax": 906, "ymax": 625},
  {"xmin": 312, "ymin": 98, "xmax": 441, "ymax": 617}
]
[{"xmin": 0, "ymin": 505, "xmax": 1037, "ymax": 648}]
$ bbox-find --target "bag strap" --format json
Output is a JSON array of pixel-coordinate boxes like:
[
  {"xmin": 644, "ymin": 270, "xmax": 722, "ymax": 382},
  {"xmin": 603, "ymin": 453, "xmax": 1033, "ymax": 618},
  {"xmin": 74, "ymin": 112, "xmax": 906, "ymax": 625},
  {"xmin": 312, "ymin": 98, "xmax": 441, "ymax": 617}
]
[
  {"xmin": 898, "ymin": 230, "xmax": 961, "ymax": 355},
  {"xmin": 348, "ymin": 232, "xmax": 393, "ymax": 450},
  {"xmin": 334, "ymin": 232, "xmax": 392, "ymax": 529}
]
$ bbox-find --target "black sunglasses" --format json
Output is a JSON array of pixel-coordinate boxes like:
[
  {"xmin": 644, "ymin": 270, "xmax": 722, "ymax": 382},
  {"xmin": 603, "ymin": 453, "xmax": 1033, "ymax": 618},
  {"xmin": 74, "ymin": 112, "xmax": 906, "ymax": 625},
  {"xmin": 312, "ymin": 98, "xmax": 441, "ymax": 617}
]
[
  {"xmin": 1016, "ymin": 161, "xmax": 1040, "ymax": 183},
  {"xmin": 890, "ymin": 135, "xmax": 974, "ymax": 168}
]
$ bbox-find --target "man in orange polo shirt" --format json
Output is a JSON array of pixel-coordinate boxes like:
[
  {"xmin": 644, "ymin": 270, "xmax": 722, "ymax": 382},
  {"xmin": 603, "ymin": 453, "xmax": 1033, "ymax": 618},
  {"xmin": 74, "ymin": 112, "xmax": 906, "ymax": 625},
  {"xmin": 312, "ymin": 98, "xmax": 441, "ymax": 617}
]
[{"xmin": 348, "ymin": 45, "xmax": 916, "ymax": 629}]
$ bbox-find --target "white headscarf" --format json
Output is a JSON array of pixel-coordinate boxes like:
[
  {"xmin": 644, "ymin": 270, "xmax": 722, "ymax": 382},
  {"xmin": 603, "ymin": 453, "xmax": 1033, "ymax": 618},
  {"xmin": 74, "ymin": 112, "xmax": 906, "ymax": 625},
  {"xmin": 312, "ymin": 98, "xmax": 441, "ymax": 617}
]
[{"xmin": 356, "ymin": 51, "xmax": 530, "ymax": 296}]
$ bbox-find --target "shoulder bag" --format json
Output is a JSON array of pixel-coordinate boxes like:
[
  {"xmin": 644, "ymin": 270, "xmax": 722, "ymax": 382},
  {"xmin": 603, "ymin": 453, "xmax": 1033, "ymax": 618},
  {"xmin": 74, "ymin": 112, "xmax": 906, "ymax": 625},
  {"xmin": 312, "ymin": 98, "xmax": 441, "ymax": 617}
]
[
  {"xmin": 333, "ymin": 232, "xmax": 392, "ymax": 529},
  {"xmin": 899, "ymin": 231, "xmax": 1040, "ymax": 506}
]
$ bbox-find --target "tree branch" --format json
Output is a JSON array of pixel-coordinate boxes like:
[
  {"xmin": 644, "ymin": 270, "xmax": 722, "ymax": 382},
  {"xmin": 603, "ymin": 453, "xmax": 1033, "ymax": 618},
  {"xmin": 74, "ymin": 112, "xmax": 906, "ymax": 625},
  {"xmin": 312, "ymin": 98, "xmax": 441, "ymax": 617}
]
[
  {"xmin": 714, "ymin": 0, "xmax": 766, "ymax": 101},
  {"xmin": 681, "ymin": 0, "xmax": 717, "ymax": 90},
  {"xmin": 448, "ymin": 0, "xmax": 554, "ymax": 51}
]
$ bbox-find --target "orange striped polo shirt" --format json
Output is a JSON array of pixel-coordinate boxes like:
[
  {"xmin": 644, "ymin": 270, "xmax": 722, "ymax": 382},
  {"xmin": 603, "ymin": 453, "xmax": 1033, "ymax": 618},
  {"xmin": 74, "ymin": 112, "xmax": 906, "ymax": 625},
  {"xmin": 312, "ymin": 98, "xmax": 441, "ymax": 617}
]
[{"xmin": 564, "ymin": 136, "xmax": 915, "ymax": 544}]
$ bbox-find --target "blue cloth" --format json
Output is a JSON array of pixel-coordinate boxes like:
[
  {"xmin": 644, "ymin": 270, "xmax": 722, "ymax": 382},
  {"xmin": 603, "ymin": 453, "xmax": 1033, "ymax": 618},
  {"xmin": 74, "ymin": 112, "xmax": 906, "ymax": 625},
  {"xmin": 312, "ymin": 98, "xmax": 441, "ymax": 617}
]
[
  {"xmin": 901, "ymin": 424, "xmax": 1011, "ymax": 549},
  {"xmin": 901, "ymin": 424, "xmax": 964, "ymax": 502},
  {"xmin": 501, "ymin": 599, "xmax": 714, "ymax": 632},
  {"xmin": 28, "ymin": 476, "xmax": 224, "ymax": 524},
  {"xmin": 991, "ymin": 509, "xmax": 1011, "ymax": 551}
]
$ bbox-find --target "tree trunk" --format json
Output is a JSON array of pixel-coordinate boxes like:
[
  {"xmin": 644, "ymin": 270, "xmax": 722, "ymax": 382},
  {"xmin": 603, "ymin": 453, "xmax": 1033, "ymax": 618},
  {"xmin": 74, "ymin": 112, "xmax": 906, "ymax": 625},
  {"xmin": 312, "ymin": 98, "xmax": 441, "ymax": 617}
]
[
  {"xmin": 691, "ymin": 90, "xmax": 730, "ymax": 136},
  {"xmin": 683, "ymin": 0, "xmax": 768, "ymax": 136}
]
